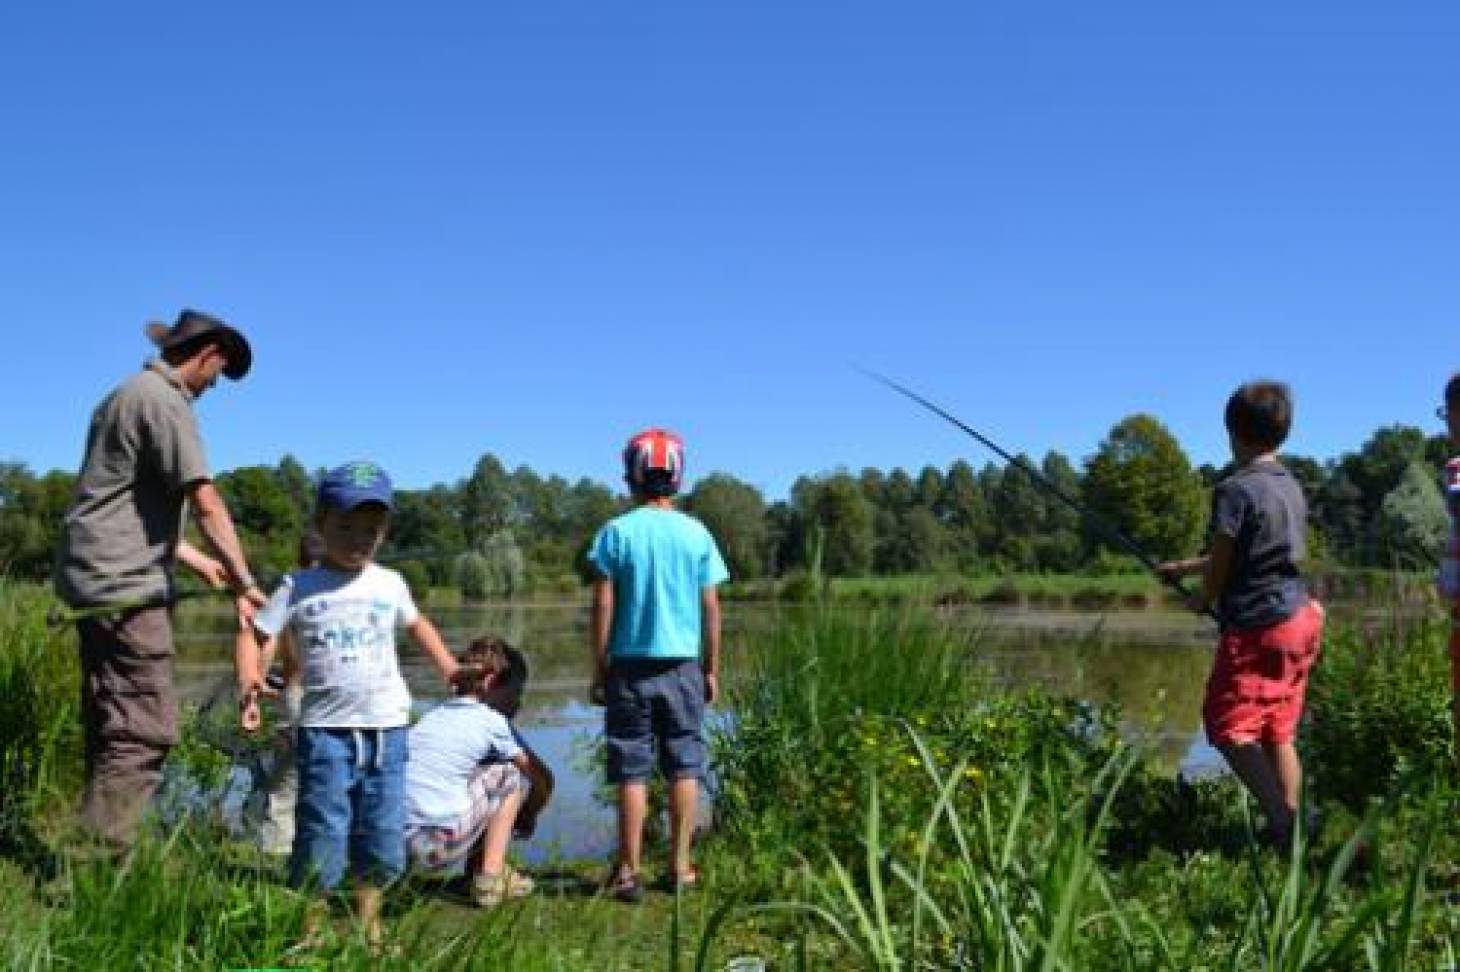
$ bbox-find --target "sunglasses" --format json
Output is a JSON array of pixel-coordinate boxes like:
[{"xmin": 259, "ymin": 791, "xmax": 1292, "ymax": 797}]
[{"xmin": 1439, "ymin": 406, "xmax": 1454, "ymax": 421}]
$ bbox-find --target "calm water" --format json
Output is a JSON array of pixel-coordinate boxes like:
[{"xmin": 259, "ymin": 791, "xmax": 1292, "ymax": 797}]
[{"xmin": 173, "ymin": 600, "xmax": 1221, "ymax": 863}]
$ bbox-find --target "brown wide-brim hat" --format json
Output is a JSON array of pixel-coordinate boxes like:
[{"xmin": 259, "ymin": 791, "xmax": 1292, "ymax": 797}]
[{"xmin": 144, "ymin": 308, "xmax": 252, "ymax": 379}]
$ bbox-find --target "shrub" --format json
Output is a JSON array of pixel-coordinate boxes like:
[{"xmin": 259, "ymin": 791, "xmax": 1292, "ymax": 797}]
[{"xmin": 1304, "ymin": 613, "xmax": 1451, "ymax": 809}]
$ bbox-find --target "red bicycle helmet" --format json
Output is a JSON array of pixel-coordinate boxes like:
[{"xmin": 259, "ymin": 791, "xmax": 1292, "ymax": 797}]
[{"xmin": 623, "ymin": 427, "xmax": 685, "ymax": 496}]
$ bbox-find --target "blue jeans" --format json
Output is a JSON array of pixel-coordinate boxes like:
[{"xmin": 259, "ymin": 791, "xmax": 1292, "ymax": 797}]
[{"xmin": 289, "ymin": 726, "xmax": 408, "ymax": 891}]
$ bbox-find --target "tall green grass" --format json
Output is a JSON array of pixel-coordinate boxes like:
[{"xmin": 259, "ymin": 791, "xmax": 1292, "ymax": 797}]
[{"xmin": 0, "ymin": 582, "xmax": 80, "ymax": 837}]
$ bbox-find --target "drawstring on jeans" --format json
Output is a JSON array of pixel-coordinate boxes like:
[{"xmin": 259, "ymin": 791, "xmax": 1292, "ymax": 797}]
[{"xmin": 350, "ymin": 727, "xmax": 387, "ymax": 771}]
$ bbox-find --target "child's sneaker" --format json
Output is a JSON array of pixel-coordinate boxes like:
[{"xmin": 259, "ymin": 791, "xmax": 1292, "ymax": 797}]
[
  {"xmin": 472, "ymin": 868, "xmax": 534, "ymax": 908},
  {"xmin": 603, "ymin": 865, "xmax": 645, "ymax": 904}
]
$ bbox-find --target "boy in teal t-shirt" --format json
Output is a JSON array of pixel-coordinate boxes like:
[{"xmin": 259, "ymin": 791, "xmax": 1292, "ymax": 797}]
[{"xmin": 588, "ymin": 428, "xmax": 729, "ymax": 902}]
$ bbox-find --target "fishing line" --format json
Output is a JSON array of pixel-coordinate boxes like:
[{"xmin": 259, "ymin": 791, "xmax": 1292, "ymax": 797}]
[{"xmin": 861, "ymin": 368, "xmax": 1214, "ymax": 618}]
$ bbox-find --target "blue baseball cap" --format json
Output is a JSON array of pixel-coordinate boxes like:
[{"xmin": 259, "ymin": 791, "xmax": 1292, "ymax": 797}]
[{"xmin": 317, "ymin": 461, "xmax": 394, "ymax": 511}]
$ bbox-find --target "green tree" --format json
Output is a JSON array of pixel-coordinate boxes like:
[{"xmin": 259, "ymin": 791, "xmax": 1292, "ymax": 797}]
[
  {"xmin": 461, "ymin": 454, "xmax": 516, "ymax": 550},
  {"xmin": 1036, "ymin": 451, "xmax": 1085, "ymax": 571},
  {"xmin": 1082, "ymin": 414, "xmax": 1205, "ymax": 561},
  {"xmin": 481, "ymin": 529, "xmax": 527, "ymax": 597},
  {"xmin": 1376, "ymin": 461, "xmax": 1447, "ymax": 568},
  {"xmin": 453, "ymin": 551, "xmax": 492, "ymax": 601},
  {"xmin": 1323, "ymin": 426, "xmax": 1428, "ymax": 565},
  {"xmin": 0, "ymin": 463, "xmax": 74, "ymax": 579},
  {"xmin": 214, "ymin": 464, "xmax": 305, "ymax": 577},
  {"xmin": 938, "ymin": 460, "xmax": 987, "ymax": 569},
  {"xmin": 686, "ymin": 473, "xmax": 769, "ymax": 580},
  {"xmin": 988, "ymin": 456, "xmax": 1044, "ymax": 571},
  {"xmin": 792, "ymin": 472, "xmax": 874, "ymax": 577},
  {"xmin": 390, "ymin": 485, "xmax": 465, "ymax": 584}
]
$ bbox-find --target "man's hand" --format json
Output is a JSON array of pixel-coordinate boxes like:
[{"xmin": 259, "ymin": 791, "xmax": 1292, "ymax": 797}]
[
  {"xmin": 704, "ymin": 671, "xmax": 720, "ymax": 706},
  {"xmin": 588, "ymin": 670, "xmax": 607, "ymax": 706},
  {"xmin": 186, "ymin": 552, "xmax": 231, "ymax": 590}
]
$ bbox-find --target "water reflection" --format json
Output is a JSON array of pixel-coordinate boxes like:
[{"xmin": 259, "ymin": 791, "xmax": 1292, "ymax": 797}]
[{"xmin": 174, "ymin": 600, "xmax": 1225, "ymax": 862}]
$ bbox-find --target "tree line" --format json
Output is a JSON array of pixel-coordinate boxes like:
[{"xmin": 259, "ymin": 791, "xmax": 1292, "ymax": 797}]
[{"xmin": 1, "ymin": 414, "xmax": 1451, "ymax": 595}]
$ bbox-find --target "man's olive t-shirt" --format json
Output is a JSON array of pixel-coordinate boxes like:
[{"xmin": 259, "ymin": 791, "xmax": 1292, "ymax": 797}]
[{"xmin": 55, "ymin": 360, "xmax": 210, "ymax": 607}]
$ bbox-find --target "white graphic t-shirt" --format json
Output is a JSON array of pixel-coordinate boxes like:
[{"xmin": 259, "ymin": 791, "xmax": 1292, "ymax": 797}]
[{"xmin": 253, "ymin": 564, "xmax": 419, "ymax": 728}]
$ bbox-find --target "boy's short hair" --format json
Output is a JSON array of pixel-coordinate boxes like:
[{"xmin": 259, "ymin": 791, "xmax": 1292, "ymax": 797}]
[
  {"xmin": 1224, "ymin": 380, "xmax": 1293, "ymax": 450},
  {"xmin": 1445, "ymin": 374, "xmax": 1460, "ymax": 406},
  {"xmin": 450, "ymin": 635, "xmax": 529, "ymax": 697}
]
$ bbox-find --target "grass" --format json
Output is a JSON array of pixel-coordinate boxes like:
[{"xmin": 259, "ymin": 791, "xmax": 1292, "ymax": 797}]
[{"xmin": 5, "ymin": 578, "xmax": 1460, "ymax": 968}]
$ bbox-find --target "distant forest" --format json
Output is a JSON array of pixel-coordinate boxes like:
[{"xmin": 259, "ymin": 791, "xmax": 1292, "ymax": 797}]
[{"xmin": 2, "ymin": 414, "xmax": 1451, "ymax": 595}]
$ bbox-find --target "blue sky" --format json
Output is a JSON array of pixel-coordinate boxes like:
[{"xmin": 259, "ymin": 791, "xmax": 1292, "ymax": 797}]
[{"xmin": 2, "ymin": 2, "xmax": 1456, "ymax": 499}]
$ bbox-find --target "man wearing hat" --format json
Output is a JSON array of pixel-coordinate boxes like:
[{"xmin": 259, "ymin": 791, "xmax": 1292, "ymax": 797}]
[{"xmin": 55, "ymin": 308, "xmax": 267, "ymax": 850}]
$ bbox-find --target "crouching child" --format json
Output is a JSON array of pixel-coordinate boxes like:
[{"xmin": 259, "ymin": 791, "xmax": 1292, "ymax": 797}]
[{"xmin": 404, "ymin": 637, "xmax": 554, "ymax": 907}]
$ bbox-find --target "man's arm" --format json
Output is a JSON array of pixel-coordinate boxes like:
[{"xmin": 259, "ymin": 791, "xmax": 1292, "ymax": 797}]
[
  {"xmin": 701, "ymin": 585, "xmax": 722, "ymax": 705},
  {"xmin": 176, "ymin": 541, "xmax": 229, "ymax": 589},
  {"xmin": 406, "ymin": 615, "xmax": 459, "ymax": 685},
  {"xmin": 589, "ymin": 577, "xmax": 614, "ymax": 705},
  {"xmin": 188, "ymin": 481, "xmax": 265, "ymax": 612}
]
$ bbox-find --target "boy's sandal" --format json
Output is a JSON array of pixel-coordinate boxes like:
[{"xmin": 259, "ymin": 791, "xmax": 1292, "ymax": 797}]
[
  {"xmin": 666, "ymin": 868, "xmax": 701, "ymax": 893},
  {"xmin": 472, "ymin": 868, "xmax": 535, "ymax": 908},
  {"xmin": 602, "ymin": 866, "xmax": 644, "ymax": 904}
]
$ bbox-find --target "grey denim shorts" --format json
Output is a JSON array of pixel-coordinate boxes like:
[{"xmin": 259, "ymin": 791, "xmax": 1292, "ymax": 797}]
[{"xmin": 604, "ymin": 659, "xmax": 707, "ymax": 783}]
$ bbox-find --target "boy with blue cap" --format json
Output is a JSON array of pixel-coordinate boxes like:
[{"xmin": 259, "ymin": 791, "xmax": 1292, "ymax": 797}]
[
  {"xmin": 238, "ymin": 460, "xmax": 458, "ymax": 951},
  {"xmin": 588, "ymin": 428, "xmax": 729, "ymax": 902}
]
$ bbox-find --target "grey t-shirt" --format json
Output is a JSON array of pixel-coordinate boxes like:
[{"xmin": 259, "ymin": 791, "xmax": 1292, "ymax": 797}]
[
  {"xmin": 55, "ymin": 360, "xmax": 210, "ymax": 607},
  {"xmin": 1209, "ymin": 460, "xmax": 1309, "ymax": 631}
]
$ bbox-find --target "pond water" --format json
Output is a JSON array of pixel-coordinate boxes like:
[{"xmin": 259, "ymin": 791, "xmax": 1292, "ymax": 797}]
[{"xmin": 172, "ymin": 600, "xmax": 1223, "ymax": 864}]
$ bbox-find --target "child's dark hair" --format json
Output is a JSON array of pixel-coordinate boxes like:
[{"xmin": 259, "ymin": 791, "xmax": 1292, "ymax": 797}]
[
  {"xmin": 298, "ymin": 528, "xmax": 326, "ymax": 568},
  {"xmin": 635, "ymin": 469, "xmax": 678, "ymax": 499},
  {"xmin": 450, "ymin": 635, "xmax": 529, "ymax": 697},
  {"xmin": 1445, "ymin": 374, "xmax": 1460, "ymax": 407},
  {"xmin": 1224, "ymin": 380, "xmax": 1293, "ymax": 450}
]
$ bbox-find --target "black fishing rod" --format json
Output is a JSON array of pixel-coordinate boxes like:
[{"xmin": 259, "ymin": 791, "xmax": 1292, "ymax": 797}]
[{"xmin": 862, "ymin": 368, "xmax": 1215, "ymax": 619}]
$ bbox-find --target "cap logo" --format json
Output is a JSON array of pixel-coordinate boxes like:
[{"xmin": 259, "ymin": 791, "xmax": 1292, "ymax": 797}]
[{"xmin": 345, "ymin": 461, "xmax": 383, "ymax": 487}]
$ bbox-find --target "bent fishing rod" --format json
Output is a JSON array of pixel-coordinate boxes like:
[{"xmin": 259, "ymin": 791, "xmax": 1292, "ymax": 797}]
[{"xmin": 862, "ymin": 369, "xmax": 1216, "ymax": 621}]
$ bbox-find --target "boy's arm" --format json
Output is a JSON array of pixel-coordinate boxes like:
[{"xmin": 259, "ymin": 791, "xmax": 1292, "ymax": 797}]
[
  {"xmin": 1196, "ymin": 534, "xmax": 1236, "ymax": 615},
  {"xmin": 588, "ymin": 577, "xmax": 613, "ymax": 705},
  {"xmin": 701, "ymin": 585, "xmax": 722, "ymax": 705},
  {"xmin": 407, "ymin": 616, "xmax": 459, "ymax": 685},
  {"xmin": 1156, "ymin": 554, "xmax": 1209, "ymax": 580},
  {"xmin": 234, "ymin": 624, "xmax": 270, "ymax": 732},
  {"xmin": 510, "ymin": 744, "xmax": 555, "ymax": 835}
]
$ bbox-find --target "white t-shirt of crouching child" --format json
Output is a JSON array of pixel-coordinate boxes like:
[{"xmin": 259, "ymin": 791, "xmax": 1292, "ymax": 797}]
[
  {"xmin": 253, "ymin": 564, "xmax": 419, "ymax": 728},
  {"xmin": 406, "ymin": 698, "xmax": 523, "ymax": 828}
]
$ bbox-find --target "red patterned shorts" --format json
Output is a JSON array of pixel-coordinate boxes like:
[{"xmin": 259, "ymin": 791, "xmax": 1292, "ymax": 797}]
[
  {"xmin": 1203, "ymin": 600, "xmax": 1324, "ymax": 747},
  {"xmin": 405, "ymin": 763, "xmax": 524, "ymax": 872}
]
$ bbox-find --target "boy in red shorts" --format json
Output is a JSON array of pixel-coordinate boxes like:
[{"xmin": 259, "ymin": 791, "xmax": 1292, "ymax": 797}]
[{"xmin": 1159, "ymin": 380, "xmax": 1323, "ymax": 849}]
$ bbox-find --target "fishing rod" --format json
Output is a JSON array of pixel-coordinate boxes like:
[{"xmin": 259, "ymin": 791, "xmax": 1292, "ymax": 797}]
[
  {"xmin": 862, "ymin": 368, "xmax": 1215, "ymax": 619},
  {"xmin": 46, "ymin": 587, "xmax": 230, "ymax": 629}
]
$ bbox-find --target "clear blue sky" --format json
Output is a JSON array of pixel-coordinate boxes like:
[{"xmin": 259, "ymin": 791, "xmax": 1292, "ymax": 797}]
[{"xmin": 2, "ymin": 2, "xmax": 1456, "ymax": 499}]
